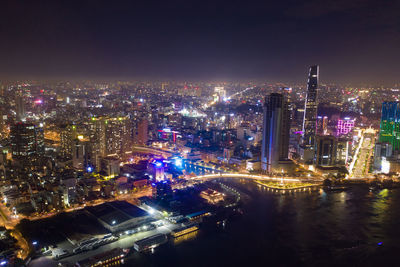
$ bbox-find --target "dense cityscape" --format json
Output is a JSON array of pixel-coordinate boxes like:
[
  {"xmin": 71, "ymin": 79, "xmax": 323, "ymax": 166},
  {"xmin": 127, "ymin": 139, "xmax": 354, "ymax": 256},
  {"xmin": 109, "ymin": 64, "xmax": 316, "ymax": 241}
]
[
  {"xmin": 1, "ymin": 0, "xmax": 400, "ymax": 266},
  {"xmin": 0, "ymin": 67, "xmax": 399, "ymax": 265}
]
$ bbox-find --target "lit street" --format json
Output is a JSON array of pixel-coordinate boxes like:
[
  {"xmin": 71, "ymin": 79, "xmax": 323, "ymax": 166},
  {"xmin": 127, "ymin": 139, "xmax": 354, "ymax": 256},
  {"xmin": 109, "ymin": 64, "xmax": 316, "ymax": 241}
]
[{"xmin": 350, "ymin": 130, "xmax": 376, "ymax": 179}]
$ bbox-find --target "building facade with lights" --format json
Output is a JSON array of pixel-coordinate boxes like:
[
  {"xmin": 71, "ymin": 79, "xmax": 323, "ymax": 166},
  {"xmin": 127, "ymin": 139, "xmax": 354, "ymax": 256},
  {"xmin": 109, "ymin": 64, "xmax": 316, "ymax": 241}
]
[
  {"xmin": 261, "ymin": 93, "xmax": 291, "ymax": 172},
  {"xmin": 337, "ymin": 118, "xmax": 355, "ymax": 136},
  {"xmin": 374, "ymin": 102, "xmax": 400, "ymax": 173},
  {"xmin": 379, "ymin": 102, "xmax": 400, "ymax": 150},
  {"xmin": 301, "ymin": 65, "xmax": 319, "ymax": 162},
  {"xmin": 315, "ymin": 135, "xmax": 336, "ymax": 166},
  {"xmin": 10, "ymin": 122, "xmax": 44, "ymax": 161}
]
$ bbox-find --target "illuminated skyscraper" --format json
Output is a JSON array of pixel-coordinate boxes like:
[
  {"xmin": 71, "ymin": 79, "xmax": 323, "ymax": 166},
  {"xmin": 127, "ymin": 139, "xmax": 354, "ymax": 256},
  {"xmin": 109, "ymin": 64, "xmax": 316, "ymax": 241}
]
[
  {"xmin": 10, "ymin": 122, "xmax": 44, "ymax": 160},
  {"xmin": 282, "ymin": 87, "xmax": 294, "ymax": 122},
  {"xmin": 72, "ymin": 138, "xmax": 86, "ymax": 170},
  {"xmin": 302, "ymin": 65, "xmax": 319, "ymax": 147},
  {"xmin": 316, "ymin": 116, "xmax": 328, "ymax": 135},
  {"xmin": 86, "ymin": 116, "xmax": 132, "ymax": 169},
  {"xmin": 379, "ymin": 102, "xmax": 400, "ymax": 150},
  {"xmin": 0, "ymin": 110, "xmax": 3, "ymax": 137},
  {"xmin": 214, "ymin": 87, "xmax": 226, "ymax": 102},
  {"xmin": 315, "ymin": 135, "xmax": 336, "ymax": 166},
  {"xmin": 261, "ymin": 93, "xmax": 290, "ymax": 172},
  {"xmin": 300, "ymin": 65, "xmax": 319, "ymax": 163},
  {"xmin": 87, "ymin": 118, "xmax": 106, "ymax": 170},
  {"xmin": 60, "ymin": 124, "xmax": 78, "ymax": 158},
  {"xmin": 372, "ymin": 102, "xmax": 400, "ymax": 172},
  {"xmin": 136, "ymin": 119, "xmax": 148, "ymax": 146},
  {"xmin": 15, "ymin": 95, "xmax": 25, "ymax": 121},
  {"xmin": 104, "ymin": 117, "xmax": 132, "ymax": 155}
]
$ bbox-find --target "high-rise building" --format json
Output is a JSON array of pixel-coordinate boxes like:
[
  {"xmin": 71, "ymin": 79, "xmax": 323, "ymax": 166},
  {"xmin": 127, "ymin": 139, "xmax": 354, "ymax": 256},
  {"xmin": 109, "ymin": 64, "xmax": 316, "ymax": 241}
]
[
  {"xmin": 136, "ymin": 119, "xmax": 148, "ymax": 146},
  {"xmin": 104, "ymin": 117, "xmax": 132, "ymax": 155},
  {"xmin": 374, "ymin": 142, "xmax": 393, "ymax": 171},
  {"xmin": 300, "ymin": 65, "xmax": 319, "ymax": 163},
  {"xmin": 10, "ymin": 122, "xmax": 44, "ymax": 160},
  {"xmin": 72, "ymin": 138, "xmax": 86, "ymax": 170},
  {"xmin": 282, "ymin": 87, "xmax": 294, "ymax": 121},
  {"xmin": 261, "ymin": 93, "xmax": 290, "ymax": 172},
  {"xmin": 315, "ymin": 135, "xmax": 336, "ymax": 166},
  {"xmin": 316, "ymin": 116, "xmax": 328, "ymax": 135},
  {"xmin": 15, "ymin": 95, "xmax": 26, "ymax": 121},
  {"xmin": 60, "ymin": 124, "xmax": 78, "ymax": 158},
  {"xmin": 214, "ymin": 87, "xmax": 226, "ymax": 102},
  {"xmin": 100, "ymin": 156, "xmax": 120, "ymax": 177},
  {"xmin": 86, "ymin": 116, "xmax": 132, "ymax": 169},
  {"xmin": 378, "ymin": 102, "xmax": 400, "ymax": 150},
  {"xmin": 87, "ymin": 118, "xmax": 106, "ymax": 170},
  {"xmin": 373, "ymin": 102, "xmax": 400, "ymax": 172},
  {"xmin": 302, "ymin": 65, "xmax": 319, "ymax": 147},
  {"xmin": 0, "ymin": 110, "xmax": 4, "ymax": 137},
  {"xmin": 336, "ymin": 138, "xmax": 350, "ymax": 166},
  {"xmin": 280, "ymin": 96, "xmax": 291, "ymax": 160}
]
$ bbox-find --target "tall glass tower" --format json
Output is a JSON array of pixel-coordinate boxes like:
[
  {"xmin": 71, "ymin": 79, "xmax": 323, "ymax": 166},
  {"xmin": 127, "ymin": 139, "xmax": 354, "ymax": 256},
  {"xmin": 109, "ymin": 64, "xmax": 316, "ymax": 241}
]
[
  {"xmin": 302, "ymin": 65, "xmax": 319, "ymax": 147},
  {"xmin": 379, "ymin": 101, "xmax": 400, "ymax": 150},
  {"xmin": 261, "ymin": 93, "xmax": 290, "ymax": 172}
]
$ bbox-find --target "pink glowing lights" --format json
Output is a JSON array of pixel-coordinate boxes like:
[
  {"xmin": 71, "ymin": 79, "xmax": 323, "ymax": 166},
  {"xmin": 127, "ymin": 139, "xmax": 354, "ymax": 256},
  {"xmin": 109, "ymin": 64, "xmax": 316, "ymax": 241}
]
[{"xmin": 337, "ymin": 118, "xmax": 355, "ymax": 135}]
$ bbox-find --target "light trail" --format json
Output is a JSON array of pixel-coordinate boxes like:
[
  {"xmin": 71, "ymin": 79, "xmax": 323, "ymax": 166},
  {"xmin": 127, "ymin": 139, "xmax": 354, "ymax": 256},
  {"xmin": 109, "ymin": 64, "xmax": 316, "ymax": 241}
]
[
  {"xmin": 192, "ymin": 173, "xmax": 301, "ymax": 182},
  {"xmin": 349, "ymin": 132, "xmax": 364, "ymax": 175},
  {"xmin": 204, "ymin": 86, "xmax": 256, "ymax": 108}
]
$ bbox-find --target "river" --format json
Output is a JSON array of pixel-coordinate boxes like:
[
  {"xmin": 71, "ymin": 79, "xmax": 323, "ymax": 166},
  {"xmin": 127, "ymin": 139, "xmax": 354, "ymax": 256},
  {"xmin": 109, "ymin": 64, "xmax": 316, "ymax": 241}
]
[{"xmin": 124, "ymin": 179, "xmax": 400, "ymax": 266}]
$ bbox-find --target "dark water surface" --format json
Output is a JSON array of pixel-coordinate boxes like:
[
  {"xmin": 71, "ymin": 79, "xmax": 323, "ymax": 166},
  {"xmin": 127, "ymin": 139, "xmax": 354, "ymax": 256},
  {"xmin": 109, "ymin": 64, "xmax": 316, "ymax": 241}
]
[{"xmin": 125, "ymin": 179, "xmax": 400, "ymax": 266}]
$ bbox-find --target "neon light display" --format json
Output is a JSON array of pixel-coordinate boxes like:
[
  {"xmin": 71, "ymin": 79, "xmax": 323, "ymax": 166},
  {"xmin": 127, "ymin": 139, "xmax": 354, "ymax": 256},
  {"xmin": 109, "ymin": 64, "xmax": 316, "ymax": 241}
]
[
  {"xmin": 158, "ymin": 129, "xmax": 178, "ymax": 143},
  {"xmin": 337, "ymin": 118, "xmax": 355, "ymax": 135}
]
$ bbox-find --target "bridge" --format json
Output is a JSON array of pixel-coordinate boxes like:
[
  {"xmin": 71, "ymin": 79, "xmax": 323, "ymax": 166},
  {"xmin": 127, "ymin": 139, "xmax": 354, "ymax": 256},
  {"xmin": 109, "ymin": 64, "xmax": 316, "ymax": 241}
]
[
  {"xmin": 132, "ymin": 146, "xmax": 174, "ymax": 158},
  {"xmin": 131, "ymin": 146, "xmax": 321, "ymax": 182},
  {"xmin": 182, "ymin": 159, "xmax": 224, "ymax": 175},
  {"xmin": 191, "ymin": 173, "xmax": 302, "ymax": 182}
]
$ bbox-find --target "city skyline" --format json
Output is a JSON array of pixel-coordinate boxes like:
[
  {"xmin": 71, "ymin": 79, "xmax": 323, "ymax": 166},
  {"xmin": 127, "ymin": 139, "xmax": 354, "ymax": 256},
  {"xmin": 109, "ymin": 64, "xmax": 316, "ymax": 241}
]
[
  {"xmin": 0, "ymin": 62, "xmax": 398, "ymax": 266},
  {"xmin": 1, "ymin": 1, "xmax": 400, "ymax": 266}
]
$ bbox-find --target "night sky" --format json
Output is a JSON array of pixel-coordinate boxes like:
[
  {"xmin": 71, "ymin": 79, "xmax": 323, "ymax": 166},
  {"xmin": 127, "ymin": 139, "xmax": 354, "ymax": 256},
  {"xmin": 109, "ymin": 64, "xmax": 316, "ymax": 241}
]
[{"xmin": 1, "ymin": 0, "xmax": 399, "ymax": 84}]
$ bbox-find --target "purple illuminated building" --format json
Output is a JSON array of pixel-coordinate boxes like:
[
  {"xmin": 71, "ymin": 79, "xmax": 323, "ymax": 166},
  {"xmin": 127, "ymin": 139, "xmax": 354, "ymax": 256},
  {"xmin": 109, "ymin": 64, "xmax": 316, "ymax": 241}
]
[{"xmin": 337, "ymin": 118, "xmax": 355, "ymax": 136}]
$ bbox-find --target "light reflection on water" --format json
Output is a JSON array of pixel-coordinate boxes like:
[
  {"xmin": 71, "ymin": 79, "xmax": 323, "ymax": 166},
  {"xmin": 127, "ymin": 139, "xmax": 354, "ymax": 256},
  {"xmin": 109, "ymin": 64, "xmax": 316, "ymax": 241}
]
[
  {"xmin": 125, "ymin": 180, "xmax": 400, "ymax": 266},
  {"xmin": 173, "ymin": 230, "xmax": 199, "ymax": 245}
]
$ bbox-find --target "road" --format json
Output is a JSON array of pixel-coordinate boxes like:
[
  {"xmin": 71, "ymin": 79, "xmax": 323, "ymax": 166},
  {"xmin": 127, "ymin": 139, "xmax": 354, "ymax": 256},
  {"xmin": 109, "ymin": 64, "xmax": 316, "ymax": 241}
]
[
  {"xmin": 192, "ymin": 173, "xmax": 322, "ymax": 183},
  {"xmin": 351, "ymin": 134, "xmax": 375, "ymax": 178},
  {"xmin": 132, "ymin": 146, "xmax": 173, "ymax": 158},
  {"xmin": 0, "ymin": 202, "xmax": 30, "ymax": 259},
  {"xmin": 204, "ymin": 86, "xmax": 256, "ymax": 108},
  {"xmin": 21, "ymin": 188, "xmax": 152, "ymax": 222}
]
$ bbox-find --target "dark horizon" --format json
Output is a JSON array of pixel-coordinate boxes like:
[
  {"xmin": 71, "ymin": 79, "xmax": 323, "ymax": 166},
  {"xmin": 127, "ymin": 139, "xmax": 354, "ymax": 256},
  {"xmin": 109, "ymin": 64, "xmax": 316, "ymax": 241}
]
[{"xmin": 1, "ymin": 0, "xmax": 400, "ymax": 85}]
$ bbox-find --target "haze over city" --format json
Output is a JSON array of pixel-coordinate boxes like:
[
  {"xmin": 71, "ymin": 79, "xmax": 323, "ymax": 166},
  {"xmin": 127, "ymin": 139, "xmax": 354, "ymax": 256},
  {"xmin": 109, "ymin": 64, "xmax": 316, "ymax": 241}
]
[
  {"xmin": 1, "ymin": 0, "xmax": 400, "ymax": 84},
  {"xmin": 0, "ymin": 1, "xmax": 400, "ymax": 267}
]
